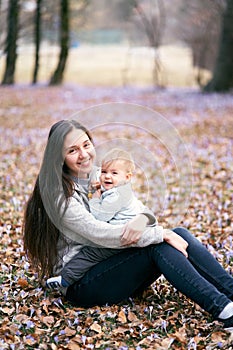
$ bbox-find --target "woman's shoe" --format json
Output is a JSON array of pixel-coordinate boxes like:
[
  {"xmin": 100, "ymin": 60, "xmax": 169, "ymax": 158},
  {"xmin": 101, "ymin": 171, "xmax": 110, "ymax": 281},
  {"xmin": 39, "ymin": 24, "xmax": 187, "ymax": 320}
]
[{"xmin": 218, "ymin": 315, "xmax": 233, "ymax": 330}]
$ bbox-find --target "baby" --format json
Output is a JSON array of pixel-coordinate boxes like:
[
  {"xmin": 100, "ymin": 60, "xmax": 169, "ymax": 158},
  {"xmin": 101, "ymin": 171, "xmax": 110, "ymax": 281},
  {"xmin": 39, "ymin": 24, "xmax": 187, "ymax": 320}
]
[{"xmin": 89, "ymin": 148, "xmax": 148, "ymax": 224}]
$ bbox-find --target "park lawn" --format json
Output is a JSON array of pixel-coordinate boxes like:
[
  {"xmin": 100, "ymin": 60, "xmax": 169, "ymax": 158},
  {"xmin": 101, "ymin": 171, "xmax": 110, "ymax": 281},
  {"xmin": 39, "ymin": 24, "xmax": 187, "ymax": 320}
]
[
  {"xmin": 0, "ymin": 85, "xmax": 233, "ymax": 349},
  {"xmin": 0, "ymin": 44, "xmax": 211, "ymax": 87}
]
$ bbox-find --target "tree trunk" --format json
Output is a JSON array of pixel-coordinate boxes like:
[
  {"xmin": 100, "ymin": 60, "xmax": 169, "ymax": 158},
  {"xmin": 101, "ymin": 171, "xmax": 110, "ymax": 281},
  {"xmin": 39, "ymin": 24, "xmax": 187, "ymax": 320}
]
[
  {"xmin": 49, "ymin": 0, "xmax": 69, "ymax": 85},
  {"xmin": 203, "ymin": 0, "xmax": 233, "ymax": 92},
  {"xmin": 32, "ymin": 0, "xmax": 42, "ymax": 84},
  {"xmin": 1, "ymin": 0, "xmax": 19, "ymax": 85},
  {"xmin": 133, "ymin": 0, "xmax": 165, "ymax": 87}
]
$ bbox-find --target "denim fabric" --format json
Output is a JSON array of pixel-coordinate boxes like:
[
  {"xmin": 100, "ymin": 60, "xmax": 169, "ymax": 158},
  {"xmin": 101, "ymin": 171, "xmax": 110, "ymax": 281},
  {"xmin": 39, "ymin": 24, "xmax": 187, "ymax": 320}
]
[{"xmin": 66, "ymin": 227, "xmax": 233, "ymax": 318}]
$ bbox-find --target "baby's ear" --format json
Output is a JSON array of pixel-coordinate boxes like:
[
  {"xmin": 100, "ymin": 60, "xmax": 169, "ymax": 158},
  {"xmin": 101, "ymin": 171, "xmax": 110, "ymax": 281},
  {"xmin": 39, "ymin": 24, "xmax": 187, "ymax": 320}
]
[{"xmin": 126, "ymin": 172, "xmax": 133, "ymax": 181}]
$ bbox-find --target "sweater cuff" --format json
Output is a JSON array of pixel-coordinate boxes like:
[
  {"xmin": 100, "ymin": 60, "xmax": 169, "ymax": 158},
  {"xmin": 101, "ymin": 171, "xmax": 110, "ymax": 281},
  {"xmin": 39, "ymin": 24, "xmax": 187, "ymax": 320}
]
[
  {"xmin": 154, "ymin": 225, "xmax": 164, "ymax": 243},
  {"xmin": 141, "ymin": 212, "xmax": 158, "ymax": 227}
]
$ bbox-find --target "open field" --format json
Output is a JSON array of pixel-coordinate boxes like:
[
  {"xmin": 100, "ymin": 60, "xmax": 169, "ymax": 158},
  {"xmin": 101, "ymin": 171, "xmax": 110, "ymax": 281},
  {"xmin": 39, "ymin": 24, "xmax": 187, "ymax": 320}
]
[
  {"xmin": 0, "ymin": 44, "xmax": 211, "ymax": 87},
  {"xmin": 0, "ymin": 85, "xmax": 233, "ymax": 349}
]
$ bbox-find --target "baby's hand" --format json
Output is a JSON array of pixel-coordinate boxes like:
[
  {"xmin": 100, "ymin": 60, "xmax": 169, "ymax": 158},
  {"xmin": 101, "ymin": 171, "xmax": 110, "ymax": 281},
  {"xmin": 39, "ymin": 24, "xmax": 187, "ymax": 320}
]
[
  {"xmin": 88, "ymin": 181, "xmax": 101, "ymax": 199},
  {"xmin": 90, "ymin": 181, "xmax": 101, "ymax": 191},
  {"xmin": 92, "ymin": 188, "xmax": 101, "ymax": 198}
]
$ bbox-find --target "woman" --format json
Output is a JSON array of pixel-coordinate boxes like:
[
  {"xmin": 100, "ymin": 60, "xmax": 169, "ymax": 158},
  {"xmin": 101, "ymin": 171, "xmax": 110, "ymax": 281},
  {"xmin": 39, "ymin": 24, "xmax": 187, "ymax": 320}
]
[{"xmin": 23, "ymin": 119, "xmax": 233, "ymax": 328}]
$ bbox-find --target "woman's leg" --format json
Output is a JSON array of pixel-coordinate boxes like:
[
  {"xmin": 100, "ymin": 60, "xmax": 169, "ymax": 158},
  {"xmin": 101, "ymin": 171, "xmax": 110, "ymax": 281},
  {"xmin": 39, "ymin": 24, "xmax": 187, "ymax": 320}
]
[
  {"xmin": 66, "ymin": 247, "xmax": 161, "ymax": 307},
  {"xmin": 173, "ymin": 227, "xmax": 233, "ymax": 299},
  {"xmin": 66, "ymin": 237, "xmax": 232, "ymax": 318},
  {"xmin": 151, "ymin": 237, "xmax": 231, "ymax": 319}
]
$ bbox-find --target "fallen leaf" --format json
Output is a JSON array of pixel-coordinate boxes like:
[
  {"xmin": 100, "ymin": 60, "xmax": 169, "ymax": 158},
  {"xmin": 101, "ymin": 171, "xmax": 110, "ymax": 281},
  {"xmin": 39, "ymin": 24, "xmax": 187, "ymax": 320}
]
[
  {"xmin": 17, "ymin": 278, "xmax": 29, "ymax": 288},
  {"xmin": 127, "ymin": 310, "xmax": 139, "ymax": 322},
  {"xmin": 211, "ymin": 331, "xmax": 226, "ymax": 342},
  {"xmin": 117, "ymin": 309, "xmax": 127, "ymax": 323},
  {"xmin": 90, "ymin": 322, "xmax": 102, "ymax": 334},
  {"xmin": 0, "ymin": 306, "xmax": 15, "ymax": 315},
  {"xmin": 41, "ymin": 315, "xmax": 55, "ymax": 326}
]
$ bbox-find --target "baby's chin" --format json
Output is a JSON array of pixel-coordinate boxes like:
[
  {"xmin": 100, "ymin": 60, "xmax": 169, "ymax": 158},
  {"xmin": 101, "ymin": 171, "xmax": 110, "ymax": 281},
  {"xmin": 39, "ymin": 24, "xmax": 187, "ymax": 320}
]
[{"xmin": 103, "ymin": 184, "xmax": 114, "ymax": 190}]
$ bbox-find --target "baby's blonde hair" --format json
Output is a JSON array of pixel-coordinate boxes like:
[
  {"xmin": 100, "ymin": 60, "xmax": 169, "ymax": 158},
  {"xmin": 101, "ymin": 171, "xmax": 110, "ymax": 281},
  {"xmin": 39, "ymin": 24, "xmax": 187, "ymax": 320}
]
[{"xmin": 101, "ymin": 148, "xmax": 135, "ymax": 173}]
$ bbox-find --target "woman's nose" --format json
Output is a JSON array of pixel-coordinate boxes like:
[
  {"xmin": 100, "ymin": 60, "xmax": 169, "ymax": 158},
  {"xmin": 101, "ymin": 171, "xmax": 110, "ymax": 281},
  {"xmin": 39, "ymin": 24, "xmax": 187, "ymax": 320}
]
[{"xmin": 78, "ymin": 147, "xmax": 88, "ymax": 159}]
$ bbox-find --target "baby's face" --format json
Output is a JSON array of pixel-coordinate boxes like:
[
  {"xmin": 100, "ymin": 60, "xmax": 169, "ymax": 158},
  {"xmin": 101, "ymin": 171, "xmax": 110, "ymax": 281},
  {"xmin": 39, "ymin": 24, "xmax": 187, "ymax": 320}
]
[{"xmin": 100, "ymin": 160, "xmax": 131, "ymax": 190}]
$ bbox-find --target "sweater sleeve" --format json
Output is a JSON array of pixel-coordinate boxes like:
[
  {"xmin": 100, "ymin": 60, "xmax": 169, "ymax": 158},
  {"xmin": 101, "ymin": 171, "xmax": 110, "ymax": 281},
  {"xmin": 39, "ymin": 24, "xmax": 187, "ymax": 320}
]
[
  {"xmin": 89, "ymin": 189, "xmax": 124, "ymax": 222},
  {"xmin": 60, "ymin": 196, "xmax": 163, "ymax": 249}
]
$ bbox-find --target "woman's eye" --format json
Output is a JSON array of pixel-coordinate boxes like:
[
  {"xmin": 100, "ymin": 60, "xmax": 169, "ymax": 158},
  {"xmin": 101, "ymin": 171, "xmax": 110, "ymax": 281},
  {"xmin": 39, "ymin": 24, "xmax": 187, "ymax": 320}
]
[
  {"xmin": 68, "ymin": 148, "xmax": 76, "ymax": 154},
  {"xmin": 84, "ymin": 142, "xmax": 91, "ymax": 148}
]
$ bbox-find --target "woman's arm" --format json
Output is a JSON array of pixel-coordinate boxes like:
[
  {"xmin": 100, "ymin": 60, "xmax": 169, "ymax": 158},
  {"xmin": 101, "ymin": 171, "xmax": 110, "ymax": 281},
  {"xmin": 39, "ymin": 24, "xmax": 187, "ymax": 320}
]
[
  {"xmin": 121, "ymin": 223, "xmax": 188, "ymax": 257},
  {"xmin": 60, "ymin": 196, "xmax": 164, "ymax": 249},
  {"xmin": 120, "ymin": 214, "xmax": 153, "ymax": 246}
]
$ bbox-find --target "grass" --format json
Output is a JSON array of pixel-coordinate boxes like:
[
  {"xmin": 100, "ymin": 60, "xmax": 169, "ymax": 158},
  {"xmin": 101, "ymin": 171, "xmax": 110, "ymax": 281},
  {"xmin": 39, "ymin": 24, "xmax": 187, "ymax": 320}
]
[{"xmin": 0, "ymin": 43, "xmax": 211, "ymax": 87}]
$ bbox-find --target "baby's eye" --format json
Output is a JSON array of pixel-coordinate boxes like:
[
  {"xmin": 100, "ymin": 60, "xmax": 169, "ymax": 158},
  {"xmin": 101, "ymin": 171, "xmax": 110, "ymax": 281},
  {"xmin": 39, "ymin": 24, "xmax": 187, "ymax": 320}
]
[{"xmin": 112, "ymin": 171, "xmax": 118, "ymax": 175}]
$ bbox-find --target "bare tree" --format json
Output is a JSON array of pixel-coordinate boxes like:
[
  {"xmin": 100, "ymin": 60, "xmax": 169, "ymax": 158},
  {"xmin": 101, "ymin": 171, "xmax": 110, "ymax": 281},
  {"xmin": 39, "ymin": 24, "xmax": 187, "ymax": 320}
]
[
  {"xmin": 32, "ymin": 0, "xmax": 42, "ymax": 84},
  {"xmin": 179, "ymin": 0, "xmax": 225, "ymax": 88},
  {"xmin": 49, "ymin": 0, "xmax": 69, "ymax": 85},
  {"xmin": 204, "ymin": 0, "xmax": 233, "ymax": 92},
  {"xmin": 0, "ymin": 1, "xmax": 6, "ymax": 50},
  {"xmin": 2, "ymin": 0, "xmax": 20, "ymax": 85},
  {"xmin": 132, "ymin": 0, "xmax": 166, "ymax": 87}
]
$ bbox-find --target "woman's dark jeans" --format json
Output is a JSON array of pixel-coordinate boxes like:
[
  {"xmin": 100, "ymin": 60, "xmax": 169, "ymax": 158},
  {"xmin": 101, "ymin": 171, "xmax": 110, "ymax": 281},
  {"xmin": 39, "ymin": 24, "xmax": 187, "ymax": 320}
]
[{"xmin": 66, "ymin": 227, "xmax": 233, "ymax": 318}]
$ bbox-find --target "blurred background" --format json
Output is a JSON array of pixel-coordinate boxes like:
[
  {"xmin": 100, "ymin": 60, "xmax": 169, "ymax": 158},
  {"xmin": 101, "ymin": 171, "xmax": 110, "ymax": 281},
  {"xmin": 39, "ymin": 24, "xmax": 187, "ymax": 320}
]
[{"xmin": 0, "ymin": 0, "xmax": 232, "ymax": 91}]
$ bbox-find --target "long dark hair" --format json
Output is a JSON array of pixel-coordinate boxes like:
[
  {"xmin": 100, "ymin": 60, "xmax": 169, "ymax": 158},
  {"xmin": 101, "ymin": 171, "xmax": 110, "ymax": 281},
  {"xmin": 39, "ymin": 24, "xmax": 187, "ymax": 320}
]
[{"xmin": 23, "ymin": 120, "xmax": 93, "ymax": 279}]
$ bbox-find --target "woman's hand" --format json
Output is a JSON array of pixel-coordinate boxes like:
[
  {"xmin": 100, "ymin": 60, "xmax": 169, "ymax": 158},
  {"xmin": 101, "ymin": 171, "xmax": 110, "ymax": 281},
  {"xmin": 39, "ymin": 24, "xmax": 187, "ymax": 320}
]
[
  {"xmin": 120, "ymin": 214, "xmax": 149, "ymax": 246},
  {"xmin": 163, "ymin": 229, "xmax": 189, "ymax": 258}
]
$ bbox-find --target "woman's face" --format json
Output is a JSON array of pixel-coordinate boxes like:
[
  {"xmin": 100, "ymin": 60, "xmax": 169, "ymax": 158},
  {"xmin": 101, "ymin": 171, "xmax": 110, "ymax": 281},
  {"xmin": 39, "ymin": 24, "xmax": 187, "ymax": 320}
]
[{"xmin": 63, "ymin": 128, "xmax": 96, "ymax": 178}]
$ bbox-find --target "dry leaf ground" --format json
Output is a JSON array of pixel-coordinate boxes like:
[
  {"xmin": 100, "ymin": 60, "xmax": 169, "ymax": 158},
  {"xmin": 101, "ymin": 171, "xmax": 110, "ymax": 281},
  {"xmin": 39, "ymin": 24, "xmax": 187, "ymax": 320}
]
[{"xmin": 0, "ymin": 85, "xmax": 233, "ymax": 349}]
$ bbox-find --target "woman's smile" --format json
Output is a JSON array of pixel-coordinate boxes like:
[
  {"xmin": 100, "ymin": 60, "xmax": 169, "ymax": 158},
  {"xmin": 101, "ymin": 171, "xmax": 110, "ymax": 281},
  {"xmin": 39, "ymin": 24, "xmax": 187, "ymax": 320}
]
[{"xmin": 77, "ymin": 158, "xmax": 91, "ymax": 166}]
